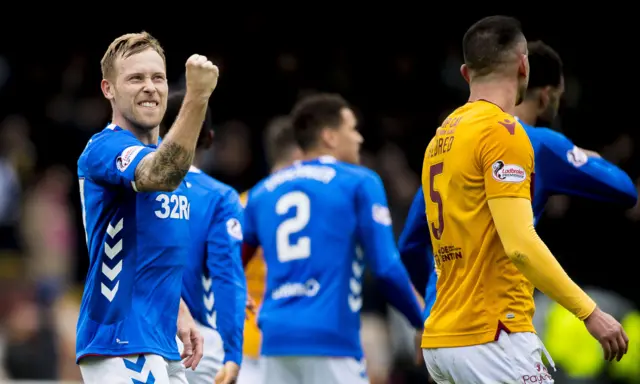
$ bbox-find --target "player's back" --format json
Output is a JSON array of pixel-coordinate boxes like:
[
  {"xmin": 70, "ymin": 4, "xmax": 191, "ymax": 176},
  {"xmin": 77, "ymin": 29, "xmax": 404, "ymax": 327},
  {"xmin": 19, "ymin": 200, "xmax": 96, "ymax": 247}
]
[
  {"xmin": 76, "ymin": 124, "xmax": 191, "ymax": 361},
  {"xmin": 245, "ymin": 156, "xmax": 370, "ymax": 358},
  {"xmin": 422, "ymin": 100, "xmax": 535, "ymax": 348}
]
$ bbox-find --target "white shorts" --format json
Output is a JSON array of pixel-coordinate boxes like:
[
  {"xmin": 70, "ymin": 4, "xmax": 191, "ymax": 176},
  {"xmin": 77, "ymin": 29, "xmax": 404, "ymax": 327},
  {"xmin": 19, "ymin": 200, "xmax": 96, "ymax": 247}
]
[
  {"xmin": 261, "ymin": 356, "xmax": 369, "ymax": 384},
  {"xmin": 79, "ymin": 354, "xmax": 187, "ymax": 384},
  {"xmin": 422, "ymin": 331, "xmax": 555, "ymax": 384},
  {"xmin": 237, "ymin": 356, "xmax": 261, "ymax": 384},
  {"xmin": 177, "ymin": 321, "xmax": 224, "ymax": 384}
]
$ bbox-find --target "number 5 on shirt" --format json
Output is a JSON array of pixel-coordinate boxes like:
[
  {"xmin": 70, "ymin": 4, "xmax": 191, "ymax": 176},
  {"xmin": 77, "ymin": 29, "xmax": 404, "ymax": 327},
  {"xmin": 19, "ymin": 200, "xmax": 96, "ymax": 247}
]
[
  {"xmin": 429, "ymin": 162, "xmax": 445, "ymax": 240},
  {"xmin": 276, "ymin": 191, "xmax": 311, "ymax": 262}
]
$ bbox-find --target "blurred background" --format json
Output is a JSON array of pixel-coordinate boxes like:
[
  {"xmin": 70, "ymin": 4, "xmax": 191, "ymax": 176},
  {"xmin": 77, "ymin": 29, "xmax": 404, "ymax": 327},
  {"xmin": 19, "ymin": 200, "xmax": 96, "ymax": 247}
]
[{"xmin": 0, "ymin": 10, "xmax": 639, "ymax": 384}]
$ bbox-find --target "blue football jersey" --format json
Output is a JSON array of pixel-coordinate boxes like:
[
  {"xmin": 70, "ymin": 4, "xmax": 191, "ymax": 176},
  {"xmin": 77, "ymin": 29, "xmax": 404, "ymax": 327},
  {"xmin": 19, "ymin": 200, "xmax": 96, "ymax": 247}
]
[
  {"xmin": 76, "ymin": 124, "xmax": 191, "ymax": 362},
  {"xmin": 182, "ymin": 167, "xmax": 246, "ymax": 366},
  {"xmin": 399, "ymin": 122, "xmax": 638, "ymax": 320},
  {"xmin": 243, "ymin": 156, "xmax": 423, "ymax": 358}
]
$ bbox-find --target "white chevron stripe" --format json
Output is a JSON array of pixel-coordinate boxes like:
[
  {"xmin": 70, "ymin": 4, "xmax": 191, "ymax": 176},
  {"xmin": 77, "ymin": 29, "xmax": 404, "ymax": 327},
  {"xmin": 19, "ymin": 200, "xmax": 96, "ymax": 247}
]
[
  {"xmin": 202, "ymin": 276, "xmax": 212, "ymax": 292},
  {"xmin": 104, "ymin": 240, "xmax": 123, "ymax": 259},
  {"xmin": 352, "ymin": 261, "xmax": 364, "ymax": 278},
  {"xmin": 102, "ymin": 260, "xmax": 122, "ymax": 281},
  {"xmin": 349, "ymin": 278, "xmax": 362, "ymax": 295},
  {"xmin": 203, "ymin": 292, "xmax": 214, "ymax": 311},
  {"xmin": 107, "ymin": 218, "xmax": 124, "ymax": 238},
  {"xmin": 101, "ymin": 281, "xmax": 120, "ymax": 302},
  {"xmin": 348, "ymin": 295, "xmax": 362, "ymax": 312},
  {"xmin": 206, "ymin": 312, "xmax": 217, "ymax": 328}
]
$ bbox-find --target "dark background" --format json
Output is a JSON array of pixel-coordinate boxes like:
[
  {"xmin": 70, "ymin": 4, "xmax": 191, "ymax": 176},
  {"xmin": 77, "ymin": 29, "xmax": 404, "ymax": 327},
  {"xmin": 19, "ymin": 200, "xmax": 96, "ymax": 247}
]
[{"xmin": 0, "ymin": 10, "xmax": 637, "ymax": 382}]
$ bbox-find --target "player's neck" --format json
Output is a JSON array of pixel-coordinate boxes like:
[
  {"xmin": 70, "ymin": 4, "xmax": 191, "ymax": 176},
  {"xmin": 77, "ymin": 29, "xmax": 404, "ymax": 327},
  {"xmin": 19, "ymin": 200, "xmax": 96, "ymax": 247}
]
[
  {"xmin": 468, "ymin": 78, "xmax": 518, "ymax": 115},
  {"xmin": 271, "ymin": 161, "xmax": 292, "ymax": 173},
  {"xmin": 112, "ymin": 115, "xmax": 159, "ymax": 146},
  {"xmin": 302, "ymin": 148, "xmax": 334, "ymax": 162},
  {"xmin": 513, "ymin": 101, "xmax": 537, "ymax": 126},
  {"xmin": 192, "ymin": 151, "xmax": 205, "ymax": 170}
]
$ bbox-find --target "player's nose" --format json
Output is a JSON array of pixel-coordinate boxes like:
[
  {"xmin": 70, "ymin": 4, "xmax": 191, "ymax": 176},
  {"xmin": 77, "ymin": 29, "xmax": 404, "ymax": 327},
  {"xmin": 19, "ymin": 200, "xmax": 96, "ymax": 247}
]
[{"xmin": 142, "ymin": 78, "xmax": 157, "ymax": 93}]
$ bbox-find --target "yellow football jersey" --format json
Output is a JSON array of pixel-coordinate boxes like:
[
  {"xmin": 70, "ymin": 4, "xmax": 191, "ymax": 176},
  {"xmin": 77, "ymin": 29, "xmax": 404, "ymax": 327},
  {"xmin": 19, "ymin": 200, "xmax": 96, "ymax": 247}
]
[
  {"xmin": 421, "ymin": 100, "xmax": 535, "ymax": 348},
  {"xmin": 240, "ymin": 190, "xmax": 266, "ymax": 358}
]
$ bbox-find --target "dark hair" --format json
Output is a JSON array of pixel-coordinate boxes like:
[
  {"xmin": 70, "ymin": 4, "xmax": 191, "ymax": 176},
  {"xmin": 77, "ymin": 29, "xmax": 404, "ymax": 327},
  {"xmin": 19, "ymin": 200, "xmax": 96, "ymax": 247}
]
[
  {"xmin": 160, "ymin": 90, "xmax": 213, "ymax": 149},
  {"xmin": 290, "ymin": 93, "xmax": 349, "ymax": 150},
  {"xmin": 462, "ymin": 15, "xmax": 524, "ymax": 77},
  {"xmin": 263, "ymin": 115, "xmax": 298, "ymax": 168},
  {"xmin": 526, "ymin": 40, "xmax": 563, "ymax": 90}
]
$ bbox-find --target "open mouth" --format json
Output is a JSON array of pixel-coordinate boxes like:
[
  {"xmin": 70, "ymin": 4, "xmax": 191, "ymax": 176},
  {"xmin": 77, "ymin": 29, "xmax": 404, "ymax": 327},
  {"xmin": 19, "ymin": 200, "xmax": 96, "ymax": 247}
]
[{"xmin": 138, "ymin": 101, "xmax": 158, "ymax": 108}]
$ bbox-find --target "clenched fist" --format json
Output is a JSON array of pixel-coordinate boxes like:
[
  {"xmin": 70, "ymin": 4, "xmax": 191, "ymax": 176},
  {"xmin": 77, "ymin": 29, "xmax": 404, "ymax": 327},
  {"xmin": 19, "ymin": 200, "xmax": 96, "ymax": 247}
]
[{"xmin": 185, "ymin": 54, "xmax": 219, "ymax": 99}]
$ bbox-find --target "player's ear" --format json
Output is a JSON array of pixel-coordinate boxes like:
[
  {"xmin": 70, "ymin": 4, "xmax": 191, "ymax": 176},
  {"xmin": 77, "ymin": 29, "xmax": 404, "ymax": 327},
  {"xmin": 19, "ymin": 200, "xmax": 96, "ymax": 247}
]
[
  {"xmin": 101, "ymin": 79, "xmax": 115, "ymax": 101},
  {"xmin": 321, "ymin": 128, "xmax": 337, "ymax": 149},
  {"xmin": 201, "ymin": 130, "xmax": 214, "ymax": 149},
  {"xmin": 538, "ymin": 87, "xmax": 551, "ymax": 111},
  {"xmin": 460, "ymin": 64, "xmax": 470, "ymax": 83},
  {"xmin": 518, "ymin": 54, "xmax": 529, "ymax": 78}
]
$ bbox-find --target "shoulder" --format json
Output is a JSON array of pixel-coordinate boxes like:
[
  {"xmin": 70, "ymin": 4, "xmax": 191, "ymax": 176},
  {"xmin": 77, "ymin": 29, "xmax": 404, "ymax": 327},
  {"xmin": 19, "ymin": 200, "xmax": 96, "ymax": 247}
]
[
  {"xmin": 186, "ymin": 167, "xmax": 240, "ymax": 204},
  {"xmin": 332, "ymin": 159, "xmax": 381, "ymax": 185}
]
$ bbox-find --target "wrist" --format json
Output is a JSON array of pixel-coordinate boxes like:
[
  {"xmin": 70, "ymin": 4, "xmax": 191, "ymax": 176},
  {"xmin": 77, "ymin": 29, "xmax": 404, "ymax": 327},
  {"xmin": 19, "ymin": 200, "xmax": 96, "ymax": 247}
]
[{"xmin": 183, "ymin": 90, "xmax": 211, "ymax": 105}]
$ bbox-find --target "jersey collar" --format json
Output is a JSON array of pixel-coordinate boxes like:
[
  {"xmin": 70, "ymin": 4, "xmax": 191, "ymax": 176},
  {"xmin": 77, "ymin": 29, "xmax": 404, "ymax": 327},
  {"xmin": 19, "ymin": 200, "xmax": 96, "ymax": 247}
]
[{"xmin": 105, "ymin": 123, "xmax": 162, "ymax": 149}]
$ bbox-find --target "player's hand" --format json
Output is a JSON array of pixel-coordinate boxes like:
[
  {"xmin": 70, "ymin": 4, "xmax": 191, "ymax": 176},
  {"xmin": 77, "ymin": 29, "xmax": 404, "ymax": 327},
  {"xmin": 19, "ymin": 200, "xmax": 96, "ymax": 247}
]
[
  {"xmin": 177, "ymin": 310, "xmax": 204, "ymax": 370},
  {"xmin": 185, "ymin": 54, "xmax": 219, "ymax": 99},
  {"xmin": 245, "ymin": 296, "xmax": 257, "ymax": 318},
  {"xmin": 214, "ymin": 361, "xmax": 240, "ymax": 384},
  {"xmin": 584, "ymin": 306, "xmax": 629, "ymax": 362},
  {"xmin": 580, "ymin": 147, "xmax": 601, "ymax": 158}
]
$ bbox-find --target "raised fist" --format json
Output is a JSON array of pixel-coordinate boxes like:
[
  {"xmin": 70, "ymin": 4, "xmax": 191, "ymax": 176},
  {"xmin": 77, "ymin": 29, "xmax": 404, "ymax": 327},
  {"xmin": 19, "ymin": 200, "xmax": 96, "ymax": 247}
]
[{"xmin": 185, "ymin": 54, "xmax": 219, "ymax": 99}]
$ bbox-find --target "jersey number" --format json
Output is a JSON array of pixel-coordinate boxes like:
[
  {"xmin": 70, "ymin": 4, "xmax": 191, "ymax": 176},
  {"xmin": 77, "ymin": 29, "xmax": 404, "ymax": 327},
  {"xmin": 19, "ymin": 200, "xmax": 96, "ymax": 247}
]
[
  {"xmin": 429, "ymin": 162, "xmax": 445, "ymax": 240},
  {"xmin": 155, "ymin": 194, "xmax": 190, "ymax": 220},
  {"xmin": 276, "ymin": 191, "xmax": 311, "ymax": 263}
]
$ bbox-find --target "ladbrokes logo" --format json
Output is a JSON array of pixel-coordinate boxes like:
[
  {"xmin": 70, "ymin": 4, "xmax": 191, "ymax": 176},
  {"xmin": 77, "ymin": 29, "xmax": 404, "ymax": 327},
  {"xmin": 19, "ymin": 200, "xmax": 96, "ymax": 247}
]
[{"xmin": 492, "ymin": 160, "xmax": 526, "ymax": 183}]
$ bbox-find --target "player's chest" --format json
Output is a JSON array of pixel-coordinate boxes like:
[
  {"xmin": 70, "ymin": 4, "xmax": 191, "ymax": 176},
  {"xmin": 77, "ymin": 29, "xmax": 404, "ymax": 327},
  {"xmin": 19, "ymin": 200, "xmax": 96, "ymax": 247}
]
[{"xmin": 138, "ymin": 186, "xmax": 191, "ymax": 221}]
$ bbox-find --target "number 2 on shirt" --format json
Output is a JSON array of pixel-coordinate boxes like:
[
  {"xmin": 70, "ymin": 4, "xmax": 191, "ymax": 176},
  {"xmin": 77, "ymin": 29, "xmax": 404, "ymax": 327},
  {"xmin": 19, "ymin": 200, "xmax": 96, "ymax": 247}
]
[
  {"xmin": 276, "ymin": 191, "xmax": 311, "ymax": 262},
  {"xmin": 429, "ymin": 162, "xmax": 445, "ymax": 240}
]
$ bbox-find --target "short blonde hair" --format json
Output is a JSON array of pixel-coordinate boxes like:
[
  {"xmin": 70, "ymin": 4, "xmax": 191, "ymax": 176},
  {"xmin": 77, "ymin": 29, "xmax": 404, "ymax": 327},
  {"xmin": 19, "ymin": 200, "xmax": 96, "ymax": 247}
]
[{"xmin": 100, "ymin": 31, "xmax": 165, "ymax": 80}]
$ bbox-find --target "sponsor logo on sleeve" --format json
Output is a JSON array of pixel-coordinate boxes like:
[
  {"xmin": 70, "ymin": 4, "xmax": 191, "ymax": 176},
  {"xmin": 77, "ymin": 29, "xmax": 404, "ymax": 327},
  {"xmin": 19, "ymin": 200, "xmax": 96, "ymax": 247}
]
[
  {"xmin": 116, "ymin": 146, "xmax": 145, "ymax": 172},
  {"xmin": 372, "ymin": 203, "xmax": 392, "ymax": 226},
  {"xmin": 226, "ymin": 218, "xmax": 243, "ymax": 240},
  {"xmin": 492, "ymin": 160, "xmax": 527, "ymax": 183},
  {"xmin": 566, "ymin": 146, "xmax": 588, "ymax": 167}
]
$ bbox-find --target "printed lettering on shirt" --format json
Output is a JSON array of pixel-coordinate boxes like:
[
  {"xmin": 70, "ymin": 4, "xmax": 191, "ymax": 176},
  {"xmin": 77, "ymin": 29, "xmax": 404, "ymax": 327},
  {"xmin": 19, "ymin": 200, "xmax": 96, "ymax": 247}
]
[
  {"xmin": 372, "ymin": 203, "xmax": 392, "ymax": 226},
  {"xmin": 492, "ymin": 160, "xmax": 526, "ymax": 183},
  {"xmin": 566, "ymin": 146, "xmax": 588, "ymax": 168},
  {"xmin": 154, "ymin": 194, "xmax": 190, "ymax": 220},
  {"xmin": 271, "ymin": 279, "xmax": 320, "ymax": 300},
  {"xmin": 226, "ymin": 218, "xmax": 243, "ymax": 240},
  {"xmin": 116, "ymin": 145, "xmax": 145, "ymax": 172}
]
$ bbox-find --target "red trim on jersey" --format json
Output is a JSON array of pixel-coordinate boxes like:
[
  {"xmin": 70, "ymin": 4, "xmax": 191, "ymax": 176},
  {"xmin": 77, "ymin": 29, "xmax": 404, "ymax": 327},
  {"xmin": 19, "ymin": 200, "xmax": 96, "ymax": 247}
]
[{"xmin": 493, "ymin": 320, "xmax": 512, "ymax": 341}]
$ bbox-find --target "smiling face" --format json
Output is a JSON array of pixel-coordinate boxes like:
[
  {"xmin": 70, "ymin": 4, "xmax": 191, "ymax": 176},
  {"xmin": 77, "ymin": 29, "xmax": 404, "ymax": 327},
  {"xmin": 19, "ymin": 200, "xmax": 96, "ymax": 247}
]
[{"xmin": 101, "ymin": 48, "xmax": 168, "ymax": 131}]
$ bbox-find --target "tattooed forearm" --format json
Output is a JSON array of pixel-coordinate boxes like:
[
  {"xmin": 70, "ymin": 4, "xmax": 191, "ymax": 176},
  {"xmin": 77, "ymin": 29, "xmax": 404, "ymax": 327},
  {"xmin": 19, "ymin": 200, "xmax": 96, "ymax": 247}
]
[{"xmin": 134, "ymin": 142, "xmax": 194, "ymax": 192}]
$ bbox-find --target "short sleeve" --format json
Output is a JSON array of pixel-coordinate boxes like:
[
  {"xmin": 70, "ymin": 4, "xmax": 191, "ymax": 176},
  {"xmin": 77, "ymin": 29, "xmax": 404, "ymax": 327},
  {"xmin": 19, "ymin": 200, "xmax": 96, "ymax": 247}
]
[
  {"xmin": 478, "ymin": 120, "xmax": 534, "ymax": 200},
  {"xmin": 81, "ymin": 132, "xmax": 154, "ymax": 190}
]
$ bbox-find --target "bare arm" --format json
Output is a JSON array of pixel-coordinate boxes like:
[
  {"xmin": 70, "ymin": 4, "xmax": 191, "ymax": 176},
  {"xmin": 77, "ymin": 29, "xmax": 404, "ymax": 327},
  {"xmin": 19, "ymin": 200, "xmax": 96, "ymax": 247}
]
[{"xmin": 134, "ymin": 96, "xmax": 208, "ymax": 192}]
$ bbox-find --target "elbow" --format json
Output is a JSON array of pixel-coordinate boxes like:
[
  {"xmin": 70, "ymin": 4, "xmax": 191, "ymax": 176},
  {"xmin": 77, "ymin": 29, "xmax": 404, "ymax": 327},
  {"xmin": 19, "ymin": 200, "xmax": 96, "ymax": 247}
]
[
  {"xmin": 503, "ymin": 241, "xmax": 531, "ymax": 267},
  {"xmin": 135, "ymin": 167, "xmax": 189, "ymax": 192}
]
